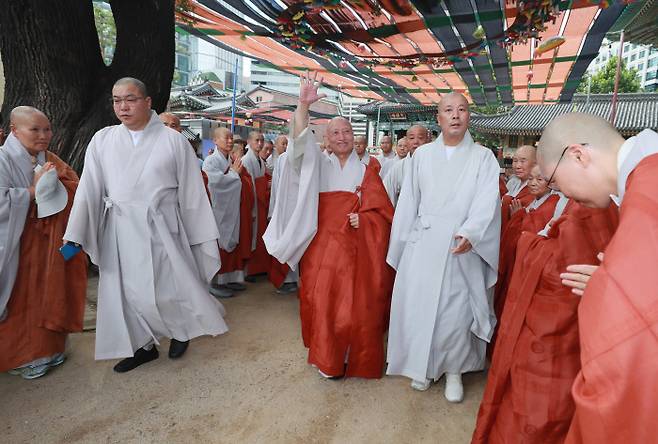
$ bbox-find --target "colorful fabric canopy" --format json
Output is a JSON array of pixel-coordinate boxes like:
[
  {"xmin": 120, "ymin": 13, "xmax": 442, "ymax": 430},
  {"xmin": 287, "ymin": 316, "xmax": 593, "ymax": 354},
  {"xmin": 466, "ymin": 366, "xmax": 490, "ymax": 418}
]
[{"xmin": 176, "ymin": 1, "xmax": 628, "ymax": 106}]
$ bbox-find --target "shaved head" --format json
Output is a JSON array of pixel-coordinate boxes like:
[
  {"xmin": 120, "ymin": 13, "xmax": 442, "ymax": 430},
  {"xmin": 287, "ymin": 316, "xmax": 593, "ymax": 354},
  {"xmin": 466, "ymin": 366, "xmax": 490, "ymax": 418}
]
[
  {"xmin": 114, "ymin": 77, "xmax": 148, "ymax": 97},
  {"xmin": 380, "ymin": 135, "xmax": 393, "ymax": 154},
  {"xmin": 213, "ymin": 127, "xmax": 234, "ymax": 155},
  {"xmin": 325, "ymin": 117, "xmax": 354, "ymax": 156},
  {"xmin": 406, "ymin": 125, "xmax": 430, "ymax": 154},
  {"xmin": 537, "ymin": 113, "xmax": 624, "ymax": 208},
  {"xmin": 512, "ymin": 145, "xmax": 536, "ymax": 181},
  {"xmin": 354, "ymin": 135, "xmax": 368, "ymax": 157},
  {"xmin": 438, "ymin": 92, "xmax": 469, "ymax": 111},
  {"xmin": 10, "ymin": 106, "xmax": 52, "ymax": 154},
  {"xmin": 10, "ymin": 106, "xmax": 47, "ymax": 126},
  {"xmin": 274, "ymin": 135, "xmax": 288, "ymax": 154},
  {"xmin": 396, "ymin": 137, "xmax": 409, "ymax": 158},
  {"xmin": 248, "ymin": 131, "xmax": 265, "ymax": 152},
  {"xmin": 159, "ymin": 112, "xmax": 181, "ymax": 132},
  {"xmin": 437, "ymin": 92, "xmax": 470, "ymax": 146}
]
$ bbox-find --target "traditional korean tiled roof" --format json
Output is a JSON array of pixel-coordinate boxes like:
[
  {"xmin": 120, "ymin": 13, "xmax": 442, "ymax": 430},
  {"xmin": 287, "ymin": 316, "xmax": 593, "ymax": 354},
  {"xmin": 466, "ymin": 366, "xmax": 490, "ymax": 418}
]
[{"xmin": 470, "ymin": 93, "xmax": 658, "ymax": 136}]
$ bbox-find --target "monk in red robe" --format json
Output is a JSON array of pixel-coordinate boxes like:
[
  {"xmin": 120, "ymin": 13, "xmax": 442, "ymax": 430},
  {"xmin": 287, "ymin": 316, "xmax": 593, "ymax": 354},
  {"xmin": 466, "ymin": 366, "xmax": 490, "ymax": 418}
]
[
  {"xmin": 472, "ymin": 199, "xmax": 618, "ymax": 443},
  {"xmin": 537, "ymin": 113, "xmax": 658, "ymax": 443},
  {"xmin": 494, "ymin": 165, "xmax": 560, "ymax": 322},
  {"xmin": 0, "ymin": 106, "xmax": 87, "ymax": 379},
  {"xmin": 248, "ymin": 142, "xmax": 274, "ymax": 276},
  {"xmin": 264, "ymin": 72, "xmax": 395, "ymax": 379},
  {"xmin": 501, "ymin": 145, "xmax": 536, "ymax": 231}
]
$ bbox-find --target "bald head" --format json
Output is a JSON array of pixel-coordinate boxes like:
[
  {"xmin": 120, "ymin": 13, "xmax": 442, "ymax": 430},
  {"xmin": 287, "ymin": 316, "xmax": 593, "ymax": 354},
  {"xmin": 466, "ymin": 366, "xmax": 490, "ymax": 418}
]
[
  {"xmin": 438, "ymin": 92, "xmax": 469, "ymax": 111},
  {"xmin": 396, "ymin": 137, "xmax": 409, "ymax": 158},
  {"xmin": 354, "ymin": 135, "xmax": 368, "ymax": 157},
  {"xmin": 380, "ymin": 135, "xmax": 392, "ymax": 154},
  {"xmin": 213, "ymin": 127, "xmax": 234, "ymax": 155},
  {"xmin": 10, "ymin": 106, "xmax": 52, "ymax": 154},
  {"xmin": 537, "ymin": 113, "xmax": 624, "ymax": 208},
  {"xmin": 512, "ymin": 145, "xmax": 536, "ymax": 181},
  {"xmin": 10, "ymin": 106, "xmax": 48, "ymax": 126},
  {"xmin": 159, "ymin": 112, "xmax": 181, "ymax": 132},
  {"xmin": 274, "ymin": 135, "xmax": 288, "ymax": 154},
  {"xmin": 326, "ymin": 117, "xmax": 354, "ymax": 156},
  {"xmin": 247, "ymin": 131, "xmax": 264, "ymax": 153},
  {"xmin": 406, "ymin": 125, "xmax": 430, "ymax": 154}
]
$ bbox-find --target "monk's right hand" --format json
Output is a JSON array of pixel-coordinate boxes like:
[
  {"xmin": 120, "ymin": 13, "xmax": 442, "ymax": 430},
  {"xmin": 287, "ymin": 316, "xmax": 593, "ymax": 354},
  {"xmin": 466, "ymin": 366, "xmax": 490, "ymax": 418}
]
[
  {"xmin": 299, "ymin": 71, "xmax": 327, "ymax": 107},
  {"xmin": 561, "ymin": 253, "xmax": 604, "ymax": 296},
  {"xmin": 33, "ymin": 162, "xmax": 55, "ymax": 185}
]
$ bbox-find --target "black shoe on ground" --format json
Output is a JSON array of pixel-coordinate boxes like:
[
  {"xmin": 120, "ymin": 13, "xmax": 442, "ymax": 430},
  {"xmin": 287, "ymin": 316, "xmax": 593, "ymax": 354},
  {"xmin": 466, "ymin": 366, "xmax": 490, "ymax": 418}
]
[
  {"xmin": 276, "ymin": 282, "xmax": 298, "ymax": 294},
  {"xmin": 225, "ymin": 282, "xmax": 247, "ymax": 291},
  {"xmin": 113, "ymin": 346, "xmax": 159, "ymax": 373},
  {"xmin": 210, "ymin": 284, "xmax": 234, "ymax": 299},
  {"xmin": 244, "ymin": 275, "xmax": 258, "ymax": 283},
  {"xmin": 168, "ymin": 339, "xmax": 189, "ymax": 359}
]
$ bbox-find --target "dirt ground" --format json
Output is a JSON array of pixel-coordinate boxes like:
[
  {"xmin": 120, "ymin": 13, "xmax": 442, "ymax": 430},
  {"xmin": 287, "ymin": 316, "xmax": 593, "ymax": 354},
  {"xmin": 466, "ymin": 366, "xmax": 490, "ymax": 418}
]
[{"xmin": 0, "ymin": 278, "xmax": 486, "ymax": 444}]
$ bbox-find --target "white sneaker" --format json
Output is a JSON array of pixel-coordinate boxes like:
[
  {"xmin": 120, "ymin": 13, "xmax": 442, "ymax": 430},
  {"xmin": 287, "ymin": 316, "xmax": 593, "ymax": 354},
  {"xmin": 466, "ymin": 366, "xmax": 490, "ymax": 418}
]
[
  {"xmin": 444, "ymin": 373, "xmax": 464, "ymax": 403},
  {"xmin": 411, "ymin": 378, "xmax": 431, "ymax": 391}
]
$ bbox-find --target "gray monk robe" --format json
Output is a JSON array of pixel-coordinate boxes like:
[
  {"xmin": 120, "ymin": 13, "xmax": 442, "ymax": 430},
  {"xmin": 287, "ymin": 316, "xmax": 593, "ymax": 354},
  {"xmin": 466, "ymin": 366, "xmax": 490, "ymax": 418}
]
[
  {"xmin": 64, "ymin": 112, "xmax": 228, "ymax": 360},
  {"xmin": 386, "ymin": 131, "xmax": 501, "ymax": 382}
]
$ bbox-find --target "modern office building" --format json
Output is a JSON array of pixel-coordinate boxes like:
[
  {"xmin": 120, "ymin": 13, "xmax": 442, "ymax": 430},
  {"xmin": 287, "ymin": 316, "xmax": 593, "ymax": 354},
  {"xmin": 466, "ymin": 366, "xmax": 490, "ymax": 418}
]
[{"xmin": 588, "ymin": 39, "xmax": 658, "ymax": 92}]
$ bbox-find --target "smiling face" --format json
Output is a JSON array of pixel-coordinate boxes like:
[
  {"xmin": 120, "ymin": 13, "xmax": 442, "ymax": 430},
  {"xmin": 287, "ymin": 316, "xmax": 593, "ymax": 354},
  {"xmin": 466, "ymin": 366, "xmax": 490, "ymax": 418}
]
[
  {"xmin": 326, "ymin": 117, "xmax": 354, "ymax": 156},
  {"xmin": 11, "ymin": 110, "xmax": 53, "ymax": 155},
  {"xmin": 437, "ymin": 93, "xmax": 470, "ymax": 145},
  {"xmin": 112, "ymin": 82, "xmax": 152, "ymax": 131}
]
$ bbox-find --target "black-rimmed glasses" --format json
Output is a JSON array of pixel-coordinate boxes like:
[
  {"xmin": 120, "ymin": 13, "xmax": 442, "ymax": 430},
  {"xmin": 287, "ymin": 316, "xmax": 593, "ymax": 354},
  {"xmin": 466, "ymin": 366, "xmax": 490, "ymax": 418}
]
[{"xmin": 546, "ymin": 143, "xmax": 588, "ymax": 184}]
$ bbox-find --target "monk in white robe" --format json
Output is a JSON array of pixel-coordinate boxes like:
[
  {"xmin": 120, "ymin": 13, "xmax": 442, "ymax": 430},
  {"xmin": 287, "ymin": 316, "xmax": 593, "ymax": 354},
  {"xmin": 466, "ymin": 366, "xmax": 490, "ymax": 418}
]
[
  {"xmin": 376, "ymin": 135, "xmax": 395, "ymax": 164},
  {"xmin": 64, "ymin": 77, "xmax": 228, "ymax": 373},
  {"xmin": 203, "ymin": 127, "xmax": 244, "ymax": 297},
  {"xmin": 386, "ymin": 93, "xmax": 500, "ymax": 402},
  {"xmin": 355, "ymin": 135, "xmax": 381, "ymax": 173},
  {"xmin": 264, "ymin": 72, "xmax": 394, "ymax": 378},
  {"xmin": 383, "ymin": 126, "xmax": 429, "ymax": 206}
]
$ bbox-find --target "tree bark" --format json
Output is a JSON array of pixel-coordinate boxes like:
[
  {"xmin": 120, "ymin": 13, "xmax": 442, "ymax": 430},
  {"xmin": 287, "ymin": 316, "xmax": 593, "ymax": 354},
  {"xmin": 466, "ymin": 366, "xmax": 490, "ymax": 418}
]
[{"xmin": 0, "ymin": 0, "xmax": 174, "ymax": 171}]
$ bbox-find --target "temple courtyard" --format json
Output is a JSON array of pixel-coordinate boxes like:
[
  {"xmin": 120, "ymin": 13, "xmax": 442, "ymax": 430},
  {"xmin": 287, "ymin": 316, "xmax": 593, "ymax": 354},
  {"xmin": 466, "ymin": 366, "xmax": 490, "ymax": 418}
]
[{"xmin": 1, "ymin": 278, "xmax": 486, "ymax": 443}]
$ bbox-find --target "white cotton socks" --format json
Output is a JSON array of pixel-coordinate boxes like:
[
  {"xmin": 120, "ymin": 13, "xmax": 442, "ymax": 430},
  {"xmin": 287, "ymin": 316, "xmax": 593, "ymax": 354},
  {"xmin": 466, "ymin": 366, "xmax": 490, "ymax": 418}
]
[
  {"xmin": 444, "ymin": 373, "xmax": 464, "ymax": 403},
  {"xmin": 411, "ymin": 378, "xmax": 431, "ymax": 391}
]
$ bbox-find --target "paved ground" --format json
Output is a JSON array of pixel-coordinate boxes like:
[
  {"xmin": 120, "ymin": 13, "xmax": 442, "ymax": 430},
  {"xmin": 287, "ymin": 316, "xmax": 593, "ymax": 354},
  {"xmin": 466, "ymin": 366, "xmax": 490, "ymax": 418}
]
[{"xmin": 1, "ymin": 278, "xmax": 486, "ymax": 444}]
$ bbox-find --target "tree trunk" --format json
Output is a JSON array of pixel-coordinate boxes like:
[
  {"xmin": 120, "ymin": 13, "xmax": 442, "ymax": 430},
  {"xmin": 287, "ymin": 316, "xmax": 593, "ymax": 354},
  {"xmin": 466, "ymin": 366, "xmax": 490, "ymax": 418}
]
[{"xmin": 0, "ymin": 0, "xmax": 174, "ymax": 171}]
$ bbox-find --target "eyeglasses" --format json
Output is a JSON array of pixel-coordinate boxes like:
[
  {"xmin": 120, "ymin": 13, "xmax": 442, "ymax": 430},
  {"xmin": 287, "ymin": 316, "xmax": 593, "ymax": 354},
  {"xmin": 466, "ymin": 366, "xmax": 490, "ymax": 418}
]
[
  {"xmin": 112, "ymin": 95, "xmax": 145, "ymax": 106},
  {"xmin": 546, "ymin": 142, "xmax": 588, "ymax": 184}
]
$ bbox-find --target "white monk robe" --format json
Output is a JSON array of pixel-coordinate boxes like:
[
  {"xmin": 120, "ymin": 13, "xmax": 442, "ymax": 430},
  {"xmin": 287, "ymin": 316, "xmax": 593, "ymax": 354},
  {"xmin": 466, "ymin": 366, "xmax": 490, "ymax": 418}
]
[
  {"xmin": 64, "ymin": 112, "xmax": 228, "ymax": 360},
  {"xmin": 505, "ymin": 175, "xmax": 522, "ymax": 196},
  {"xmin": 266, "ymin": 151, "xmax": 299, "ymax": 284},
  {"xmin": 386, "ymin": 131, "xmax": 500, "ymax": 382},
  {"xmin": 383, "ymin": 155, "xmax": 412, "ymax": 206},
  {"xmin": 379, "ymin": 153, "xmax": 402, "ymax": 179},
  {"xmin": 241, "ymin": 146, "xmax": 265, "ymax": 251},
  {"xmin": 376, "ymin": 150, "xmax": 396, "ymax": 165},
  {"xmin": 264, "ymin": 123, "xmax": 364, "ymax": 270},
  {"xmin": 203, "ymin": 150, "xmax": 241, "ymax": 252}
]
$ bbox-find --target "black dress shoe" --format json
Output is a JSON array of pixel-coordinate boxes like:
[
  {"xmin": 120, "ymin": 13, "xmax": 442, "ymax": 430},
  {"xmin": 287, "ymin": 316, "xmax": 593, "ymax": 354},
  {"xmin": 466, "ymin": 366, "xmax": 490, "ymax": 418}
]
[
  {"xmin": 113, "ymin": 346, "xmax": 159, "ymax": 373},
  {"xmin": 168, "ymin": 339, "xmax": 189, "ymax": 359},
  {"xmin": 244, "ymin": 275, "xmax": 258, "ymax": 283},
  {"xmin": 276, "ymin": 282, "xmax": 298, "ymax": 294}
]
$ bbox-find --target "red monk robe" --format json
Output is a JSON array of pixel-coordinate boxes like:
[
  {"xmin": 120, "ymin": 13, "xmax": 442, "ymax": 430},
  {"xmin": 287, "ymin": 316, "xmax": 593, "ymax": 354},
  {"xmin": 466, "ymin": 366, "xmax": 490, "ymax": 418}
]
[
  {"xmin": 501, "ymin": 184, "xmax": 534, "ymax": 233},
  {"xmin": 472, "ymin": 201, "xmax": 618, "ymax": 444},
  {"xmin": 219, "ymin": 167, "xmax": 254, "ymax": 274},
  {"xmin": 499, "ymin": 176, "xmax": 508, "ymax": 197},
  {"xmin": 248, "ymin": 173, "xmax": 272, "ymax": 275},
  {"xmin": 566, "ymin": 154, "xmax": 658, "ymax": 443},
  {"xmin": 494, "ymin": 194, "xmax": 560, "ymax": 322},
  {"xmin": 368, "ymin": 156, "xmax": 381, "ymax": 174},
  {"xmin": 299, "ymin": 164, "xmax": 394, "ymax": 378},
  {"xmin": 0, "ymin": 152, "xmax": 87, "ymax": 372}
]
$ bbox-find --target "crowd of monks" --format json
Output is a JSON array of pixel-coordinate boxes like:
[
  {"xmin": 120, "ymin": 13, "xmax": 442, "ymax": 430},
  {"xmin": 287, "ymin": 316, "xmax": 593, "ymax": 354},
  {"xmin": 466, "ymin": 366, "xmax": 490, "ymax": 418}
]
[{"xmin": 1, "ymin": 73, "xmax": 657, "ymax": 443}]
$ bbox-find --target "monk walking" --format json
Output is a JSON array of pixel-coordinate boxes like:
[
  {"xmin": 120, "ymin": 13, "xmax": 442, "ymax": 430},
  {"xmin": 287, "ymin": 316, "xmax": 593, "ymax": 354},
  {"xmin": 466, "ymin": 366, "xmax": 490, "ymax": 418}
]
[{"xmin": 0, "ymin": 106, "xmax": 87, "ymax": 379}]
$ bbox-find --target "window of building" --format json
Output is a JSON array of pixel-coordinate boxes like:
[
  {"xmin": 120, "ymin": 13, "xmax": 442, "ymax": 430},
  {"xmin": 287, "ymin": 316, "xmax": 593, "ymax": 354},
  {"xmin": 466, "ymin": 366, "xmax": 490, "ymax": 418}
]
[
  {"xmin": 647, "ymin": 70, "xmax": 657, "ymax": 81},
  {"xmin": 256, "ymin": 96, "xmax": 263, "ymax": 102},
  {"xmin": 649, "ymin": 57, "xmax": 658, "ymax": 68},
  {"xmin": 640, "ymin": 50, "xmax": 646, "ymax": 58},
  {"xmin": 631, "ymin": 54, "xmax": 637, "ymax": 62},
  {"xmin": 638, "ymin": 63, "xmax": 644, "ymax": 71}
]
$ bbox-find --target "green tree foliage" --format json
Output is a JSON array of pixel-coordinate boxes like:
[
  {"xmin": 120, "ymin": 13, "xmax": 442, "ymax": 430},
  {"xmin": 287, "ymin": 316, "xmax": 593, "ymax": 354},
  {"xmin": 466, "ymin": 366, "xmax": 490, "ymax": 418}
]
[
  {"xmin": 92, "ymin": 2, "xmax": 116, "ymax": 65},
  {"xmin": 577, "ymin": 56, "xmax": 642, "ymax": 94}
]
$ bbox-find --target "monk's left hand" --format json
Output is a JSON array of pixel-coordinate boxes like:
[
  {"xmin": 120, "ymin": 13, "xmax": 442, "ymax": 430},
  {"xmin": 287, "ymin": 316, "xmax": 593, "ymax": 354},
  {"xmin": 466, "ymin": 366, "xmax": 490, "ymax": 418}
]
[
  {"xmin": 561, "ymin": 253, "xmax": 604, "ymax": 296},
  {"xmin": 451, "ymin": 236, "xmax": 472, "ymax": 254},
  {"xmin": 348, "ymin": 213, "xmax": 359, "ymax": 229}
]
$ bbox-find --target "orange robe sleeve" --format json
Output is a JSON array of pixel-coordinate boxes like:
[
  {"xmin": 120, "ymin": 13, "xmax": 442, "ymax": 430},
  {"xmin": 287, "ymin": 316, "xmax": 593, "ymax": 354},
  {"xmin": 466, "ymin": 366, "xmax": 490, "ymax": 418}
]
[
  {"xmin": 473, "ymin": 201, "xmax": 618, "ymax": 444},
  {"xmin": 299, "ymin": 165, "xmax": 394, "ymax": 378},
  {"xmin": 0, "ymin": 152, "xmax": 88, "ymax": 372},
  {"xmin": 566, "ymin": 154, "xmax": 658, "ymax": 443},
  {"xmin": 498, "ymin": 177, "xmax": 508, "ymax": 197},
  {"xmin": 501, "ymin": 186, "xmax": 534, "ymax": 233}
]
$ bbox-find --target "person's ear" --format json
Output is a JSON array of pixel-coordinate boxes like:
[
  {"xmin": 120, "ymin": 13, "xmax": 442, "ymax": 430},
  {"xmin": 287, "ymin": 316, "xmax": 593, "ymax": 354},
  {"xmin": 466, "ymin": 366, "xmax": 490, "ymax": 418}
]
[{"xmin": 568, "ymin": 143, "xmax": 591, "ymax": 168}]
